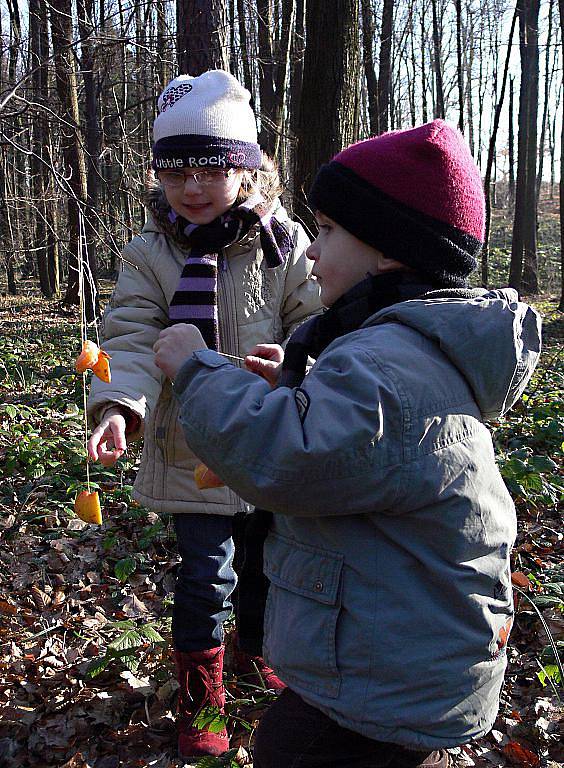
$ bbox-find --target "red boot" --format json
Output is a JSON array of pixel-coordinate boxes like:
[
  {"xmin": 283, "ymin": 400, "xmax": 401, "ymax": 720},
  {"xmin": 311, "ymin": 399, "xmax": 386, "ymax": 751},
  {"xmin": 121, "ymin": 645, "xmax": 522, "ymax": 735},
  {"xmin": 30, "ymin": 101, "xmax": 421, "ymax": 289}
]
[
  {"xmin": 231, "ymin": 633, "xmax": 286, "ymax": 693},
  {"xmin": 174, "ymin": 646, "xmax": 229, "ymax": 759}
]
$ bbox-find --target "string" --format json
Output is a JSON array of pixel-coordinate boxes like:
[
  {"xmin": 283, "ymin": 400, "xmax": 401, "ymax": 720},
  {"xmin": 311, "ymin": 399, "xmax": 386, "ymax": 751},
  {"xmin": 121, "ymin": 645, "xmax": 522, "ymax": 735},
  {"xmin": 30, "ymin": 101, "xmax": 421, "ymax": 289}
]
[{"xmin": 77, "ymin": 211, "xmax": 91, "ymax": 492}]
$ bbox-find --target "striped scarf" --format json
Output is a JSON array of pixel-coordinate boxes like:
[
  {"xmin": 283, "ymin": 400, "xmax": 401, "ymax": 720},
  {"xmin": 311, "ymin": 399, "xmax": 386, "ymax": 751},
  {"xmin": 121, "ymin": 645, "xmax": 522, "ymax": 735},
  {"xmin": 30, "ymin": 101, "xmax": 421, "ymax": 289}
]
[{"xmin": 168, "ymin": 192, "xmax": 292, "ymax": 350}]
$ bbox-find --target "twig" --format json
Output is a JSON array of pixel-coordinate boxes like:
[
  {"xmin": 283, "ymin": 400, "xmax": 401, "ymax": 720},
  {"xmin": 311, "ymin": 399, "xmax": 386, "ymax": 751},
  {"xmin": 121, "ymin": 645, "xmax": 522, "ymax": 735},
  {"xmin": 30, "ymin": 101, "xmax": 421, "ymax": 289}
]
[{"xmin": 513, "ymin": 585, "xmax": 563, "ymax": 696}]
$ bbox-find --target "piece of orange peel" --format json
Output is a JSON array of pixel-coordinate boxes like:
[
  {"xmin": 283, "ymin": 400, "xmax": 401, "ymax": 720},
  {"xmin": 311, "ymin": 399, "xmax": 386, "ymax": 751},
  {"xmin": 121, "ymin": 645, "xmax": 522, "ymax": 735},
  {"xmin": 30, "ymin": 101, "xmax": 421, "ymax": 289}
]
[
  {"xmin": 194, "ymin": 463, "xmax": 224, "ymax": 490},
  {"xmin": 74, "ymin": 490, "xmax": 103, "ymax": 525},
  {"xmin": 76, "ymin": 340, "xmax": 111, "ymax": 383}
]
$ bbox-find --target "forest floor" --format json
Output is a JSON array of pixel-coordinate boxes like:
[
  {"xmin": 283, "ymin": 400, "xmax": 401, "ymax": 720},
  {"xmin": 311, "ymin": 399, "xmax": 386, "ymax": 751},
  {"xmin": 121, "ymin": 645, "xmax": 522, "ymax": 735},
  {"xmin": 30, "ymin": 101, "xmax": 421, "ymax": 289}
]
[{"xmin": 0, "ymin": 281, "xmax": 562, "ymax": 768}]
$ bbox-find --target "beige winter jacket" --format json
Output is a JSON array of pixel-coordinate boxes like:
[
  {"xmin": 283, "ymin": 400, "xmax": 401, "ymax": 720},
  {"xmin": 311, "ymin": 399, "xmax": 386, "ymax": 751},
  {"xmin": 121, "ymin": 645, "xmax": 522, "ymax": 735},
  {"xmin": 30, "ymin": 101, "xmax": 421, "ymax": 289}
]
[{"xmin": 88, "ymin": 201, "xmax": 321, "ymax": 515}]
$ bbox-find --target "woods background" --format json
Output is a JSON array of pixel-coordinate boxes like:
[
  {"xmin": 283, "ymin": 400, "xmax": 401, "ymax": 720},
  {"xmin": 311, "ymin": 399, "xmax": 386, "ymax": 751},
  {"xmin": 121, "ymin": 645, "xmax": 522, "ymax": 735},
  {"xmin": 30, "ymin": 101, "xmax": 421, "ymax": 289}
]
[
  {"xmin": 0, "ymin": 0, "xmax": 563, "ymax": 318},
  {"xmin": 0, "ymin": 4, "xmax": 563, "ymax": 767}
]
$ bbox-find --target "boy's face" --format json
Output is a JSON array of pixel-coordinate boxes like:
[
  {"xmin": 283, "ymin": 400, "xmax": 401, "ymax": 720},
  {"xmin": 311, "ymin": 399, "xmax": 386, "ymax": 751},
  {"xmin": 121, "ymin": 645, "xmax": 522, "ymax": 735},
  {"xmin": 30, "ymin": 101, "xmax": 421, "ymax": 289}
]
[
  {"xmin": 162, "ymin": 169, "xmax": 243, "ymax": 224},
  {"xmin": 307, "ymin": 213, "xmax": 384, "ymax": 307}
]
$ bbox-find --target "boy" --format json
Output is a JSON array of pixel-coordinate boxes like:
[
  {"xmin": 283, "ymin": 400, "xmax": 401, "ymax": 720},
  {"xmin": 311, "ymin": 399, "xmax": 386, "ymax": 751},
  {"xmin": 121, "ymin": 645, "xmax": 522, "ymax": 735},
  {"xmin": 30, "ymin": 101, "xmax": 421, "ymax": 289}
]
[{"xmin": 154, "ymin": 120, "xmax": 541, "ymax": 767}]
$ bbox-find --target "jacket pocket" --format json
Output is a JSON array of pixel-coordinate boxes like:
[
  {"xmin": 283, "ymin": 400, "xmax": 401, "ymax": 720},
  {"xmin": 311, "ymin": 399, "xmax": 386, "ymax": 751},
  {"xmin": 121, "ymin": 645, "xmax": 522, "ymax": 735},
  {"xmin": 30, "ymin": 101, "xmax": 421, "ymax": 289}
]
[{"xmin": 263, "ymin": 532, "xmax": 344, "ymax": 699}]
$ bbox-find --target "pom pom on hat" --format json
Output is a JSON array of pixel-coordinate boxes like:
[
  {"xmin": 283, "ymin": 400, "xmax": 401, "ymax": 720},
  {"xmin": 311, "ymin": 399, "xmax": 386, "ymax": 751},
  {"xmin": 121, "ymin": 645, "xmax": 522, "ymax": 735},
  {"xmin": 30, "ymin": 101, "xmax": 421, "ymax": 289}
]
[
  {"xmin": 308, "ymin": 120, "xmax": 485, "ymax": 287},
  {"xmin": 152, "ymin": 70, "xmax": 261, "ymax": 171}
]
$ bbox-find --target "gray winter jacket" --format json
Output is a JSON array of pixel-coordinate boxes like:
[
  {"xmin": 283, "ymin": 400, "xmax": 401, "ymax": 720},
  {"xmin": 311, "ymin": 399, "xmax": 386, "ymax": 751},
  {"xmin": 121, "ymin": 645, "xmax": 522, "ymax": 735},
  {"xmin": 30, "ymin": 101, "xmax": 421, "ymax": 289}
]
[
  {"xmin": 88, "ymin": 202, "xmax": 321, "ymax": 514},
  {"xmin": 173, "ymin": 288, "xmax": 541, "ymax": 748}
]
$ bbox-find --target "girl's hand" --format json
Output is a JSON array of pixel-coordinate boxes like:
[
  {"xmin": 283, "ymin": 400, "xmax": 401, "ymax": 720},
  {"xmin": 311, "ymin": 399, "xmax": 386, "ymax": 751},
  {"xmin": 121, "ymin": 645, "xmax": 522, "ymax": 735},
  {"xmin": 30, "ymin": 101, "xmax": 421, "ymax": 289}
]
[
  {"xmin": 88, "ymin": 407, "xmax": 127, "ymax": 466},
  {"xmin": 245, "ymin": 343, "xmax": 284, "ymax": 387},
  {"xmin": 154, "ymin": 325, "xmax": 207, "ymax": 380}
]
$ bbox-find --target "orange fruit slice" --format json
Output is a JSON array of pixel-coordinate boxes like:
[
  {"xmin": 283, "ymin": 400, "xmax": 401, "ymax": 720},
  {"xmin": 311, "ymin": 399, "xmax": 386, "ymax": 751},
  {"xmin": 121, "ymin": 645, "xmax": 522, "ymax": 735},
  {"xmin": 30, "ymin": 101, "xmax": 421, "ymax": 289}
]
[
  {"xmin": 194, "ymin": 463, "xmax": 224, "ymax": 490},
  {"xmin": 91, "ymin": 350, "xmax": 111, "ymax": 383},
  {"xmin": 75, "ymin": 342, "xmax": 111, "ymax": 382},
  {"xmin": 74, "ymin": 490, "xmax": 103, "ymax": 525},
  {"xmin": 76, "ymin": 340, "xmax": 100, "ymax": 373}
]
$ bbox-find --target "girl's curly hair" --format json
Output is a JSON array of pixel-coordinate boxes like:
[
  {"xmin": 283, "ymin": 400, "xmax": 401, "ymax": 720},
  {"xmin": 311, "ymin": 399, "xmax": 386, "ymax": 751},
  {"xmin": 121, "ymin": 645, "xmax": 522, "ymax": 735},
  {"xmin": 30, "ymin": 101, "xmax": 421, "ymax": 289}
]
[{"xmin": 236, "ymin": 151, "xmax": 283, "ymax": 206}]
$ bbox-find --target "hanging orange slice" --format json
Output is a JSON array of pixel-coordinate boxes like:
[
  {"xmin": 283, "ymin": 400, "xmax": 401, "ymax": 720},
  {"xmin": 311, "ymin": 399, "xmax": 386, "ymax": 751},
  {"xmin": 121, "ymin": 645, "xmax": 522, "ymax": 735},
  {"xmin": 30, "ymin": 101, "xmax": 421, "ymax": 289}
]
[
  {"xmin": 75, "ymin": 341, "xmax": 111, "ymax": 383},
  {"xmin": 194, "ymin": 463, "xmax": 224, "ymax": 490},
  {"xmin": 76, "ymin": 340, "xmax": 100, "ymax": 373},
  {"xmin": 91, "ymin": 350, "xmax": 111, "ymax": 383},
  {"xmin": 74, "ymin": 490, "xmax": 103, "ymax": 525}
]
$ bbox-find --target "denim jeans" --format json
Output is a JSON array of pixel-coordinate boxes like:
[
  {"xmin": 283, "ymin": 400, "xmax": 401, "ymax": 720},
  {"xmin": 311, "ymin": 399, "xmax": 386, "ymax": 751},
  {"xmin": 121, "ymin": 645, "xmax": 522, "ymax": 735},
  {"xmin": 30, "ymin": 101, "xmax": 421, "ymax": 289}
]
[
  {"xmin": 253, "ymin": 688, "xmax": 451, "ymax": 768},
  {"xmin": 172, "ymin": 513, "xmax": 237, "ymax": 652}
]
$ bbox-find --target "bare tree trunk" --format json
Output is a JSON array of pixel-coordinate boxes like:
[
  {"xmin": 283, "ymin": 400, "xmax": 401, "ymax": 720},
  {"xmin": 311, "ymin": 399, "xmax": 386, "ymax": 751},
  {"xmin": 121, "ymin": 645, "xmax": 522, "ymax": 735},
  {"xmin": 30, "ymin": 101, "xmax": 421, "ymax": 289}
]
[
  {"xmin": 456, "ymin": 0, "xmax": 464, "ymax": 131},
  {"xmin": 237, "ymin": 0, "xmax": 253, "ymax": 94},
  {"xmin": 29, "ymin": 0, "xmax": 52, "ymax": 296},
  {"xmin": 521, "ymin": 0, "xmax": 540, "ymax": 294},
  {"xmin": 482, "ymin": 9, "xmax": 517, "ymax": 287},
  {"xmin": 156, "ymin": 0, "xmax": 168, "ymax": 89},
  {"xmin": 508, "ymin": 76, "xmax": 516, "ymax": 204},
  {"xmin": 431, "ymin": 0, "xmax": 445, "ymax": 118},
  {"xmin": 558, "ymin": 0, "xmax": 564, "ymax": 309},
  {"xmin": 50, "ymin": 0, "xmax": 98, "ymax": 320},
  {"xmin": 290, "ymin": 0, "xmax": 306, "ymax": 141},
  {"xmin": 272, "ymin": 0, "xmax": 296, "ymax": 159},
  {"xmin": 294, "ymin": 0, "xmax": 361, "ymax": 232},
  {"xmin": 177, "ymin": 0, "xmax": 230, "ymax": 74},
  {"xmin": 378, "ymin": 0, "xmax": 394, "ymax": 133},
  {"xmin": 77, "ymin": 0, "xmax": 100, "ymax": 295},
  {"xmin": 361, "ymin": 0, "xmax": 378, "ymax": 135},
  {"xmin": 421, "ymin": 3, "xmax": 428, "ymax": 123},
  {"xmin": 1, "ymin": 0, "xmax": 22, "ymax": 294},
  {"xmin": 536, "ymin": 0, "xmax": 555, "ymax": 202},
  {"xmin": 257, "ymin": 0, "xmax": 276, "ymax": 152},
  {"xmin": 463, "ymin": 3, "xmax": 475, "ymax": 154},
  {"xmin": 510, "ymin": 0, "xmax": 540, "ymax": 294},
  {"xmin": 548, "ymin": 86, "xmax": 561, "ymax": 199}
]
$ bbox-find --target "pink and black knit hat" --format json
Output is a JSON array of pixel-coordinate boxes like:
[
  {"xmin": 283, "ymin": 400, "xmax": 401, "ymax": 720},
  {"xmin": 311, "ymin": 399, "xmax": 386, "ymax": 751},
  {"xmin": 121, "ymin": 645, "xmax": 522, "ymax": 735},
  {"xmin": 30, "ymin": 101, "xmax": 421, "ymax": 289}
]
[{"xmin": 308, "ymin": 120, "xmax": 485, "ymax": 287}]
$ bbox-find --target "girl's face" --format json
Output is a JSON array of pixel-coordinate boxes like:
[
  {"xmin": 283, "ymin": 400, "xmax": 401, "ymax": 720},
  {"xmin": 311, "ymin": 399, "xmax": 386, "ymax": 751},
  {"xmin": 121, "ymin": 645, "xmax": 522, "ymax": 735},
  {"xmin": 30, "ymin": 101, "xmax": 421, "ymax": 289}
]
[{"xmin": 160, "ymin": 169, "xmax": 243, "ymax": 224}]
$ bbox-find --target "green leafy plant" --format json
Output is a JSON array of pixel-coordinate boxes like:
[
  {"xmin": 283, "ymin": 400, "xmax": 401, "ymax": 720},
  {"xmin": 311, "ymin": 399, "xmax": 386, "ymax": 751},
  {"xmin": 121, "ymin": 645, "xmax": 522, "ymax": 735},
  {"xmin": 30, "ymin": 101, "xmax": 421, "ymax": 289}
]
[{"xmin": 85, "ymin": 619, "xmax": 167, "ymax": 678}]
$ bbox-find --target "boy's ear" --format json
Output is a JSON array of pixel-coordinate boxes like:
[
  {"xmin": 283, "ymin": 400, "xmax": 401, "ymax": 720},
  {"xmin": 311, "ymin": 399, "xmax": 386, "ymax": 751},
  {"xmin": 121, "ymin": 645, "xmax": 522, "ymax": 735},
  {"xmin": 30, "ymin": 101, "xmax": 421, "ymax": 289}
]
[{"xmin": 375, "ymin": 252, "xmax": 408, "ymax": 273}]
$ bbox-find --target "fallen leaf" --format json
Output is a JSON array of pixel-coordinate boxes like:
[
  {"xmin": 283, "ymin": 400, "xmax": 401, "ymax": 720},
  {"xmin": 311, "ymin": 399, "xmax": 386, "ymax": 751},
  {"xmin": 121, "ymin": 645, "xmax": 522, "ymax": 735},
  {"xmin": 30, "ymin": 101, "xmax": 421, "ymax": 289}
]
[
  {"xmin": 511, "ymin": 572, "xmax": 531, "ymax": 589},
  {"xmin": 0, "ymin": 600, "xmax": 17, "ymax": 615},
  {"xmin": 121, "ymin": 594, "xmax": 149, "ymax": 617},
  {"xmin": 503, "ymin": 741, "xmax": 540, "ymax": 768}
]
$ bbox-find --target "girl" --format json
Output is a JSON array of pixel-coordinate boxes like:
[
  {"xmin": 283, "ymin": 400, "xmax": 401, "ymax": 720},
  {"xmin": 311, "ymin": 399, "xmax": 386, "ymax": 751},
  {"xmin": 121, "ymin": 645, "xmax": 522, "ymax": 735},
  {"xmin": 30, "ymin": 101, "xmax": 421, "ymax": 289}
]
[
  {"xmin": 154, "ymin": 120, "xmax": 541, "ymax": 767},
  {"xmin": 87, "ymin": 70, "xmax": 321, "ymax": 759}
]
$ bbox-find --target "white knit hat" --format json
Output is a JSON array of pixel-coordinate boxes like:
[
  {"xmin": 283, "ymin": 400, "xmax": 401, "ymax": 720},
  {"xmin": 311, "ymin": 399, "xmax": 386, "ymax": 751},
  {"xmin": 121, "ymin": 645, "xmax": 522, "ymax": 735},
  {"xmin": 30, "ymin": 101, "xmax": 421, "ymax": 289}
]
[{"xmin": 152, "ymin": 70, "xmax": 261, "ymax": 171}]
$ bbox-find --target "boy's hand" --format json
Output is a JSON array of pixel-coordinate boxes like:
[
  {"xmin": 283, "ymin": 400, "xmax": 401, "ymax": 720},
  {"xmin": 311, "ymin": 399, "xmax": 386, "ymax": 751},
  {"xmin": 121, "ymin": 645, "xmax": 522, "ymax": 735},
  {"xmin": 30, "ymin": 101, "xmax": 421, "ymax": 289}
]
[
  {"xmin": 88, "ymin": 407, "xmax": 127, "ymax": 466},
  {"xmin": 154, "ymin": 325, "xmax": 207, "ymax": 380},
  {"xmin": 245, "ymin": 343, "xmax": 284, "ymax": 387}
]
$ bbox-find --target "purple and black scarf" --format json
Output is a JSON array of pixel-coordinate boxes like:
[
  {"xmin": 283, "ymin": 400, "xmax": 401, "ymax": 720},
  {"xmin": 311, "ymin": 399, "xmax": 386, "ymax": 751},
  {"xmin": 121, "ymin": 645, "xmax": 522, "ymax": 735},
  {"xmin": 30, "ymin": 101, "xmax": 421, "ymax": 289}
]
[{"xmin": 168, "ymin": 192, "xmax": 292, "ymax": 349}]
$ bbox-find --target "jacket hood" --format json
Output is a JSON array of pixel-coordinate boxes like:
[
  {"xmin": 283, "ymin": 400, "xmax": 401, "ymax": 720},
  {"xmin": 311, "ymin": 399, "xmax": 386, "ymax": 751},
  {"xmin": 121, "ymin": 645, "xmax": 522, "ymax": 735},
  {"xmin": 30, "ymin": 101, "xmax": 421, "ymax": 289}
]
[{"xmin": 369, "ymin": 287, "xmax": 541, "ymax": 420}]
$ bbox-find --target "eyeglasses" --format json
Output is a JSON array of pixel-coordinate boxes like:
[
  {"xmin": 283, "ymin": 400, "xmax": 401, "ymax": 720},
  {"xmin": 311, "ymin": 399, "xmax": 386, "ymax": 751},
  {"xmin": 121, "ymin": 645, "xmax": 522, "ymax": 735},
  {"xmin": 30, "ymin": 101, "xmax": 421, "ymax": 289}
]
[{"xmin": 158, "ymin": 168, "xmax": 238, "ymax": 189}]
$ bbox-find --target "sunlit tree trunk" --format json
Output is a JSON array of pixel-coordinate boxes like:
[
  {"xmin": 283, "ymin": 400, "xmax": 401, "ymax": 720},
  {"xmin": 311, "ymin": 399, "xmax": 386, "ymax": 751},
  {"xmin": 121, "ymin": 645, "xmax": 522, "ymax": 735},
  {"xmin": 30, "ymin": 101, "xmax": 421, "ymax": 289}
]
[
  {"xmin": 431, "ymin": 0, "xmax": 445, "ymax": 119},
  {"xmin": 50, "ymin": 0, "xmax": 98, "ymax": 319},
  {"xmin": 378, "ymin": 0, "xmax": 394, "ymax": 133},
  {"xmin": 482, "ymin": 9, "xmax": 517, "ymax": 287}
]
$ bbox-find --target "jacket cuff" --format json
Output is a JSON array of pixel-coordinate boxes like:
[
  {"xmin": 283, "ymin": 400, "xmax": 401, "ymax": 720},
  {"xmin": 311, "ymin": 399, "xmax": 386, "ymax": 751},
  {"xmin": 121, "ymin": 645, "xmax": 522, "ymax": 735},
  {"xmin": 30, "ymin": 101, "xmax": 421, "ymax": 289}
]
[
  {"xmin": 173, "ymin": 350, "xmax": 233, "ymax": 396},
  {"xmin": 96, "ymin": 403, "xmax": 142, "ymax": 437}
]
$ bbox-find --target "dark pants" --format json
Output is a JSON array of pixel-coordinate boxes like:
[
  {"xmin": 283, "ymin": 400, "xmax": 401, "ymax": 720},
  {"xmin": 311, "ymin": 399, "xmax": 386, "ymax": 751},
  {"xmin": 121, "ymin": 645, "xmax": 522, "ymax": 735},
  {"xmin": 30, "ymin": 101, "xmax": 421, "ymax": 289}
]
[
  {"xmin": 254, "ymin": 689, "xmax": 450, "ymax": 768},
  {"xmin": 172, "ymin": 513, "xmax": 237, "ymax": 652}
]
